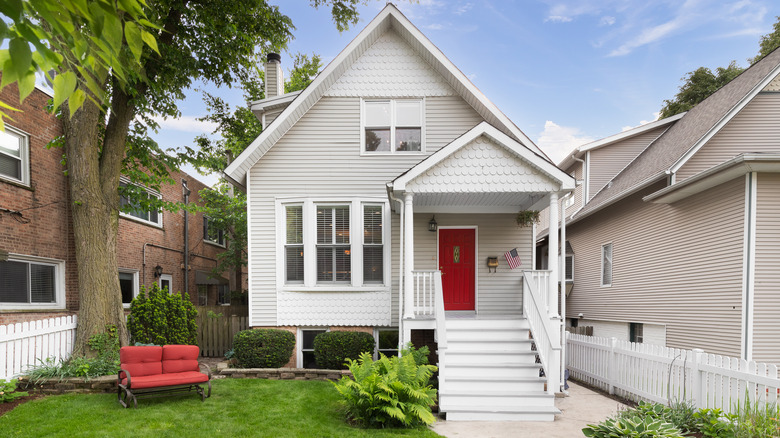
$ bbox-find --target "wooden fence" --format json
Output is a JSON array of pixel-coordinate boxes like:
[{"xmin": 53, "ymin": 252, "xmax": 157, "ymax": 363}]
[
  {"xmin": 566, "ymin": 333, "xmax": 780, "ymax": 414},
  {"xmin": 0, "ymin": 316, "xmax": 78, "ymax": 380},
  {"xmin": 195, "ymin": 307, "xmax": 248, "ymax": 357}
]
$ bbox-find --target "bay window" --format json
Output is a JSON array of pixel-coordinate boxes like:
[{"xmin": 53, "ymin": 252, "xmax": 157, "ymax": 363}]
[
  {"xmin": 285, "ymin": 205, "xmax": 304, "ymax": 283},
  {"xmin": 316, "ymin": 205, "xmax": 351, "ymax": 283}
]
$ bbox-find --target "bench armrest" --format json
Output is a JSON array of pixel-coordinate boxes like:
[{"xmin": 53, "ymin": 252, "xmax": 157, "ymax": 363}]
[
  {"xmin": 118, "ymin": 369, "xmax": 132, "ymax": 387},
  {"xmin": 200, "ymin": 363, "xmax": 212, "ymax": 379}
]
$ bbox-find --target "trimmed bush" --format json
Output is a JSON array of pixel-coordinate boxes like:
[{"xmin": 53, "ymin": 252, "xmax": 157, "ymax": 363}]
[
  {"xmin": 127, "ymin": 284, "xmax": 198, "ymax": 345},
  {"xmin": 233, "ymin": 329, "xmax": 295, "ymax": 368},
  {"xmin": 314, "ymin": 331, "xmax": 375, "ymax": 370}
]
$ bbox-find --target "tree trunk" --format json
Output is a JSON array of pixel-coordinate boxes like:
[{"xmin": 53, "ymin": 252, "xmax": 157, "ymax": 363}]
[{"xmin": 64, "ymin": 86, "xmax": 135, "ymax": 355}]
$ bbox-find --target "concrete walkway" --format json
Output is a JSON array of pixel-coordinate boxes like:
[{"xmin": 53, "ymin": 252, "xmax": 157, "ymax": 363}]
[{"xmin": 432, "ymin": 382, "xmax": 628, "ymax": 437}]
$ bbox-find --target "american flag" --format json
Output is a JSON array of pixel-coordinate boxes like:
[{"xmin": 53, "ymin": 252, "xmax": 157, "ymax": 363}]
[{"xmin": 505, "ymin": 248, "xmax": 522, "ymax": 270}]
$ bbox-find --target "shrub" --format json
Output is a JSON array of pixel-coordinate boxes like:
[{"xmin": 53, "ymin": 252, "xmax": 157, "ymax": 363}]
[
  {"xmin": 313, "ymin": 331, "xmax": 375, "ymax": 370},
  {"xmin": 0, "ymin": 379, "xmax": 28, "ymax": 403},
  {"xmin": 332, "ymin": 350, "xmax": 438, "ymax": 428},
  {"xmin": 233, "ymin": 329, "xmax": 295, "ymax": 368},
  {"xmin": 127, "ymin": 284, "xmax": 198, "ymax": 345},
  {"xmin": 583, "ymin": 415, "xmax": 684, "ymax": 438},
  {"xmin": 693, "ymin": 408, "xmax": 735, "ymax": 438}
]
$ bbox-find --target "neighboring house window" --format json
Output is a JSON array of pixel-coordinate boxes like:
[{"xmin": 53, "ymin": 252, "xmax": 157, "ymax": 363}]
[
  {"xmin": 563, "ymin": 193, "xmax": 574, "ymax": 209},
  {"xmin": 363, "ymin": 205, "xmax": 383, "ymax": 284},
  {"xmin": 565, "ymin": 255, "xmax": 573, "ymax": 282},
  {"xmin": 300, "ymin": 328, "xmax": 327, "ymax": 369},
  {"xmin": 285, "ymin": 205, "xmax": 304, "ymax": 283},
  {"xmin": 0, "ymin": 126, "xmax": 29, "ymax": 185},
  {"xmin": 158, "ymin": 274, "xmax": 172, "ymax": 293},
  {"xmin": 376, "ymin": 329, "xmax": 399, "ymax": 359},
  {"xmin": 203, "ymin": 216, "xmax": 225, "ymax": 246},
  {"xmin": 119, "ymin": 180, "xmax": 162, "ymax": 227},
  {"xmin": 198, "ymin": 285, "xmax": 208, "ymax": 306},
  {"xmin": 119, "ymin": 269, "xmax": 139, "ymax": 307},
  {"xmin": 601, "ymin": 243, "xmax": 612, "ymax": 286},
  {"xmin": 0, "ymin": 255, "xmax": 64, "ymax": 309},
  {"xmin": 363, "ymin": 99, "xmax": 423, "ymax": 153},
  {"xmin": 316, "ymin": 205, "xmax": 351, "ymax": 283},
  {"xmin": 630, "ymin": 323, "xmax": 644, "ymax": 343},
  {"xmin": 217, "ymin": 284, "xmax": 230, "ymax": 305}
]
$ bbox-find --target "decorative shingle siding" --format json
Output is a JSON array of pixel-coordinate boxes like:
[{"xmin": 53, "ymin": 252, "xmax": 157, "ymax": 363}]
[
  {"xmin": 277, "ymin": 291, "xmax": 391, "ymax": 326},
  {"xmin": 325, "ymin": 31, "xmax": 455, "ymax": 98},
  {"xmin": 762, "ymin": 72, "xmax": 780, "ymax": 92},
  {"xmin": 406, "ymin": 135, "xmax": 558, "ymax": 194}
]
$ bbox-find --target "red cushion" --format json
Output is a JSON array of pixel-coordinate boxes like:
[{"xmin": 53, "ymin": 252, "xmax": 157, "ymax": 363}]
[
  {"xmin": 122, "ymin": 371, "xmax": 209, "ymax": 389},
  {"xmin": 162, "ymin": 345, "xmax": 200, "ymax": 374},
  {"xmin": 120, "ymin": 346, "xmax": 163, "ymax": 377}
]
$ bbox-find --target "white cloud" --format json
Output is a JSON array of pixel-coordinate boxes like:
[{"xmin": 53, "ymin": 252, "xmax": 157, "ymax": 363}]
[
  {"xmin": 546, "ymin": 15, "xmax": 573, "ymax": 23},
  {"xmin": 425, "ymin": 23, "xmax": 444, "ymax": 30},
  {"xmin": 621, "ymin": 112, "xmax": 661, "ymax": 131},
  {"xmin": 453, "ymin": 3, "xmax": 473, "ymax": 15},
  {"xmin": 599, "ymin": 15, "xmax": 616, "ymax": 26},
  {"xmin": 536, "ymin": 121, "xmax": 595, "ymax": 164},
  {"xmin": 150, "ymin": 115, "xmax": 218, "ymax": 133},
  {"xmin": 467, "ymin": 73, "xmax": 477, "ymax": 81},
  {"xmin": 609, "ymin": 17, "xmax": 684, "ymax": 56}
]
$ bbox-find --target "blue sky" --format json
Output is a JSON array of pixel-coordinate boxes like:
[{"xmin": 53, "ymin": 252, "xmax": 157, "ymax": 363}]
[{"xmin": 150, "ymin": 0, "xmax": 779, "ymax": 186}]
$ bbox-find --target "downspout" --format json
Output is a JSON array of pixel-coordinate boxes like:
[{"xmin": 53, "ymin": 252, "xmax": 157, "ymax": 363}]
[
  {"xmin": 571, "ymin": 154, "xmax": 586, "ymax": 207},
  {"xmin": 388, "ymin": 189, "xmax": 405, "ymax": 350},
  {"xmin": 182, "ymin": 179, "xmax": 191, "ymax": 297}
]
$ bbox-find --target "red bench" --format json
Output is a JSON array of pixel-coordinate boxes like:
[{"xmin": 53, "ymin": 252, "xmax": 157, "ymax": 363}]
[{"xmin": 117, "ymin": 345, "xmax": 211, "ymax": 408}]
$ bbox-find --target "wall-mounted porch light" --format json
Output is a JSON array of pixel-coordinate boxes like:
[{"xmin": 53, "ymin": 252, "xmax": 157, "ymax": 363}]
[
  {"xmin": 154, "ymin": 265, "xmax": 163, "ymax": 278},
  {"xmin": 428, "ymin": 216, "xmax": 438, "ymax": 232}
]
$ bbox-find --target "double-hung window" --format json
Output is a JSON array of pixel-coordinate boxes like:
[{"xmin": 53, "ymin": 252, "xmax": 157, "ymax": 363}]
[
  {"xmin": 203, "ymin": 216, "xmax": 225, "ymax": 246},
  {"xmin": 601, "ymin": 243, "xmax": 612, "ymax": 286},
  {"xmin": 119, "ymin": 180, "xmax": 162, "ymax": 227},
  {"xmin": 363, "ymin": 205, "xmax": 383, "ymax": 284},
  {"xmin": 0, "ymin": 126, "xmax": 29, "ymax": 185},
  {"xmin": 0, "ymin": 256, "xmax": 64, "ymax": 309},
  {"xmin": 285, "ymin": 205, "xmax": 304, "ymax": 283},
  {"xmin": 317, "ymin": 205, "xmax": 351, "ymax": 283},
  {"xmin": 363, "ymin": 99, "xmax": 423, "ymax": 153}
]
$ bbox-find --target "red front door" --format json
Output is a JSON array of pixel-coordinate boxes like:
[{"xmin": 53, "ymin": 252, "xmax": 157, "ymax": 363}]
[{"xmin": 439, "ymin": 229, "xmax": 475, "ymax": 311}]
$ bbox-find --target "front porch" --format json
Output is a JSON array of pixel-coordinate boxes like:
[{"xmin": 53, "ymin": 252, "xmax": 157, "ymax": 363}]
[{"xmin": 386, "ymin": 122, "xmax": 575, "ymax": 420}]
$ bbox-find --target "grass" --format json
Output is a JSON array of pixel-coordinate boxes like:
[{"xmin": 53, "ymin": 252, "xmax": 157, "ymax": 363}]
[{"xmin": 0, "ymin": 379, "xmax": 442, "ymax": 438}]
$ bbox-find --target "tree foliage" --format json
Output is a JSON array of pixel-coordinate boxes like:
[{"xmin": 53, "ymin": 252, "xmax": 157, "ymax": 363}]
[{"xmin": 754, "ymin": 16, "xmax": 780, "ymax": 63}]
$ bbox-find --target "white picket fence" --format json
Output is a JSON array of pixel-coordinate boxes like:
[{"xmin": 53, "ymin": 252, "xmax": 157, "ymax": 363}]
[
  {"xmin": 567, "ymin": 333, "xmax": 780, "ymax": 414},
  {"xmin": 0, "ymin": 316, "xmax": 78, "ymax": 380}
]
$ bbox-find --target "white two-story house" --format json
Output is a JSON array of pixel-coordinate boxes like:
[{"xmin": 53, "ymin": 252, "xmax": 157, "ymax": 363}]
[{"xmin": 225, "ymin": 4, "xmax": 574, "ymax": 421}]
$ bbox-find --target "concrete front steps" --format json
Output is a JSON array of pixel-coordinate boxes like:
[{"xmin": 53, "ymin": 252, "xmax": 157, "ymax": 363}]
[{"xmin": 438, "ymin": 317, "xmax": 559, "ymax": 421}]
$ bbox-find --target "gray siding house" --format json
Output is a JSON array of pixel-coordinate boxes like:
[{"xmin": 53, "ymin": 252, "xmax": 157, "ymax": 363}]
[
  {"xmin": 539, "ymin": 48, "xmax": 780, "ymax": 367},
  {"xmin": 225, "ymin": 4, "xmax": 575, "ymax": 421}
]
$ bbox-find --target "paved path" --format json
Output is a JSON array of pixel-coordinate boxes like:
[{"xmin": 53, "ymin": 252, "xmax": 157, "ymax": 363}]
[{"xmin": 432, "ymin": 382, "xmax": 627, "ymax": 437}]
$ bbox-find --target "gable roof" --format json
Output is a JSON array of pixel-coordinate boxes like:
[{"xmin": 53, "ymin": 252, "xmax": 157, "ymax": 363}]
[
  {"xmin": 224, "ymin": 3, "xmax": 547, "ymax": 188},
  {"xmin": 391, "ymin": 121, "xmax": 575, "ymax": 193},
  {"xmin": 571, "ymin": 47, "xmax": 780, "ymax": 223}
]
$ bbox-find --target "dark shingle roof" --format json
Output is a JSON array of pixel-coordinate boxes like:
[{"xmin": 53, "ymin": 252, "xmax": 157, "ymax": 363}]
[{"xmin": 573, "ymin": 48, "xmax": 780, "ymax": 221}]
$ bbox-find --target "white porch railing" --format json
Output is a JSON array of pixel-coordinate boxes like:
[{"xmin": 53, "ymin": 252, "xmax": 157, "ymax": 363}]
[
  {"xmin": 411, "ymin": 270, "xmax": 437, "ymax": 317},
  {"xmin": 523, "ymin": 270, "xmax": 561, "ymax": 395},
  {"xmin": 0, "ymin": 315, "xmax": 78, "ymax": 379}
]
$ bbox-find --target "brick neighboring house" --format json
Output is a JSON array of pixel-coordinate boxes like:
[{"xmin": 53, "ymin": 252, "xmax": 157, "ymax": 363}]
[{"xmin": 0, "ymin": 83, "xmax": 246, "ymax": 326}]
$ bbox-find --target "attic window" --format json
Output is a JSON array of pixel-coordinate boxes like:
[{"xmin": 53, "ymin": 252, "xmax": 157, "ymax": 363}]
[{"xmin": 362, "ymin": 99, "xmax": 423, "ymax": 153}]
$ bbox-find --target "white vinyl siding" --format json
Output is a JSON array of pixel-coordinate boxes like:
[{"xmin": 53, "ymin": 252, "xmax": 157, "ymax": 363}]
[
  {"xmin": 677, "ymin": 93, "xmax": 780, "ymax": 182},
  {"xmin": 565, "ymin": 178, "xmax": 746, "ymax": 358},
  {"xmin": 753, "ymin": 173, "xmax": 780, "ymax": 365},
  {"xmin": 0, "ymin": 126, "xmax": 29, "ymax": 185},
  {"xmin": 247, "ymin": 95, "xmax": 483, "ymax": 326}
]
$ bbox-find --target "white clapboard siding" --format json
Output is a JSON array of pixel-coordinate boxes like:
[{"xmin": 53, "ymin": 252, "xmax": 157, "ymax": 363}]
[
  {"xmin": 566, "ymin": 176, "xmax": 746, "ymax": 358},
  {"xmin": 753, "ymin": 173, "xmax": 780, "ymax": 365},
  {"xmin": 567, "ymin": 333, "xmax": 780, "ymax": 414},
  {"xmin": 0, "ymin": 316, "xmax": 77, "ymax": 380}
]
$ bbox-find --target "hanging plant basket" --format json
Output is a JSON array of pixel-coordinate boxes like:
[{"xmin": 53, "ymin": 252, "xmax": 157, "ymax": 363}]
[{"xmin": 516, "ymin": 210, "xmax": 540, "ymax": 228}]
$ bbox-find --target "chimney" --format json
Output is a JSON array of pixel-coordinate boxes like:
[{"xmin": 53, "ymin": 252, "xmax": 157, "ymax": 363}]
[{"xmin": 265, "ymin": 53, "xmax": 284, "ymax": 98}]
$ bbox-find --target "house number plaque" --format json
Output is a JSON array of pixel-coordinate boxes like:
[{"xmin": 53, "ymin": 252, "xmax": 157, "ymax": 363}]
[{"xmin": 454, "ymin": 246, "xmax": 460, "ymax": 263}]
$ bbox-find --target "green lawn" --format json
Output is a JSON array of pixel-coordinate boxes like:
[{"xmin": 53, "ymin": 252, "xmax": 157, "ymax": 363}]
[{"xmin": 0, "ymin": 379, "xmax": 442, "ymax": 438}]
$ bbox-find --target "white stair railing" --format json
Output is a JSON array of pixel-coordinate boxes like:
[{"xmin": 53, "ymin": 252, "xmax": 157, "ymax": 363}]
[
  {"xmin": 523, "ymin": 270, "xmax": 561, "ymax": 395},
  {"xmin": 432, "ymin": 271, "xmax": 447, "ymax": 389},
  {"xmin": 411, "ymin": 270, "xmax": 437, "ymax": 317}
]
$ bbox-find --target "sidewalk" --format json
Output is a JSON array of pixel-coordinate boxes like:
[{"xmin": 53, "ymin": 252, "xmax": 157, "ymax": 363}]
[{"xmin": 432, "ymin": 381, "xmax": 627, "ymax": 438}]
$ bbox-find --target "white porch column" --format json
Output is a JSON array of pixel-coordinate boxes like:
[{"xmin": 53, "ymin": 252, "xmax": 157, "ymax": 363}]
[
  {"xmin": 403, "ymin": 193, "xmax": 415, "ymax": 319},
  {"xmin": 548, "ymin": 192, "xmax": 559, "ymax": 317}
]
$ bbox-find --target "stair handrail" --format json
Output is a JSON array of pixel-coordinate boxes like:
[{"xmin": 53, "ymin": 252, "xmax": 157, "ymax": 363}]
[
  {"xmin": 433, "ymin": 270, "xmax": 446, "ymax": 390},
  {"xmin": 523, "ymin": 270, "xmax": 561, "ymax": 395}
]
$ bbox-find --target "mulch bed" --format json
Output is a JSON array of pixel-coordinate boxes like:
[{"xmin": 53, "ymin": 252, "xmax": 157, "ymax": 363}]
[{"xmin": 0, "ymin": 393, "xmax": 46, "ymax": 417}]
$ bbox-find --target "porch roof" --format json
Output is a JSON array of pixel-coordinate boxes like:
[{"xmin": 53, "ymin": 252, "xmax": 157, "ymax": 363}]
[{"xmin": 387, "ymin": 122, "xmax": 575, "ymax": 212}]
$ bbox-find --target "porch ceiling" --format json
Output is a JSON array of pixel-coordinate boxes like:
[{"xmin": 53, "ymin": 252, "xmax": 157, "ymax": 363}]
[{"xmin": 410, "ymin": 192, "xmax": 546, "ymax": 213}]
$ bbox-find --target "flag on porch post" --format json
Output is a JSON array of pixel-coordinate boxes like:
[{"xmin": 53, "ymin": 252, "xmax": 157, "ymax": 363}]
[{"xmin": 504, "ymin": 248, "xmax": 522, "ymax": 269}]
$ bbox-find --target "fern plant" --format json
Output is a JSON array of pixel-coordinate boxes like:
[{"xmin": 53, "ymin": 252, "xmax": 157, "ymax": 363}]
[{"xmin": 333, "ymin": 350, "xmax": 438, "ymax": 428}]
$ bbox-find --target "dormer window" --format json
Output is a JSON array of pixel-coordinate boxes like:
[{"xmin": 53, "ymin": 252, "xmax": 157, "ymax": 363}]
[{"xmin": 362, "ymin": 99, "xmax": 423, "ymax": 153}]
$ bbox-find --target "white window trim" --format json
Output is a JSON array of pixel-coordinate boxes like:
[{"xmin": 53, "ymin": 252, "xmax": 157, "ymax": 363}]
[
  {"xmin": 118, "ymin": 177, "xmax": 163, "ymax": 228},
  {"xmin": 0, "ymin": 125, "xmax": 30, "ymax": 186},
  {"xmin": 360, "ymin": 98, "xmax": 426, "ymax": 155},
  {"xmin": 158, "ymin": 273, "xmax": 173, "ymax": 293},
  {"xmin": 374, "ymin": 327, "xmax": 400, "ymax": 360},
  {"xmin": 276, "ymin": 197, "xmax": 391, "ymax": 292},
  {"xmin": 1, "ymin": 253, "xmax": 65, "ymax": 310},
  {"xmin": 297, "ymin": 327, "xmax": 329, "ymax": 368},
  {"xmin": 565, "ymin": 254, "xmax": 574, "ymax": 282},
  {"xmin": 600, "ymin": 243, "xmax": 612, "ymax": 287},
  {"xmin": 120, "ymin": 268, "xmax": 140, "ymax": 308},
  {"xmin": 203, "ymin": 216, "xmax": 226, "ymax": 247}
]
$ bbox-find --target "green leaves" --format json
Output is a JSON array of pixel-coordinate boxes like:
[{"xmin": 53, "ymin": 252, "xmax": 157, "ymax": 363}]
[
  {"xmin": 52, "ymin": 71, "xmax": 77, "ymax": 115},
  {"xmin": 127, "ymin": 284, "xmax": 199, "ymax": 345}
]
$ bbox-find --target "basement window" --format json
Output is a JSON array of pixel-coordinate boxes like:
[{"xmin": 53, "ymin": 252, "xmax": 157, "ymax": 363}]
[
  {"xmin": 300, "ymin": 328, "xmax": 327, "ymax": 369},
  {"xmin": 630, "ymin": 323, "xmax": 644, "ymax": 344}
]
